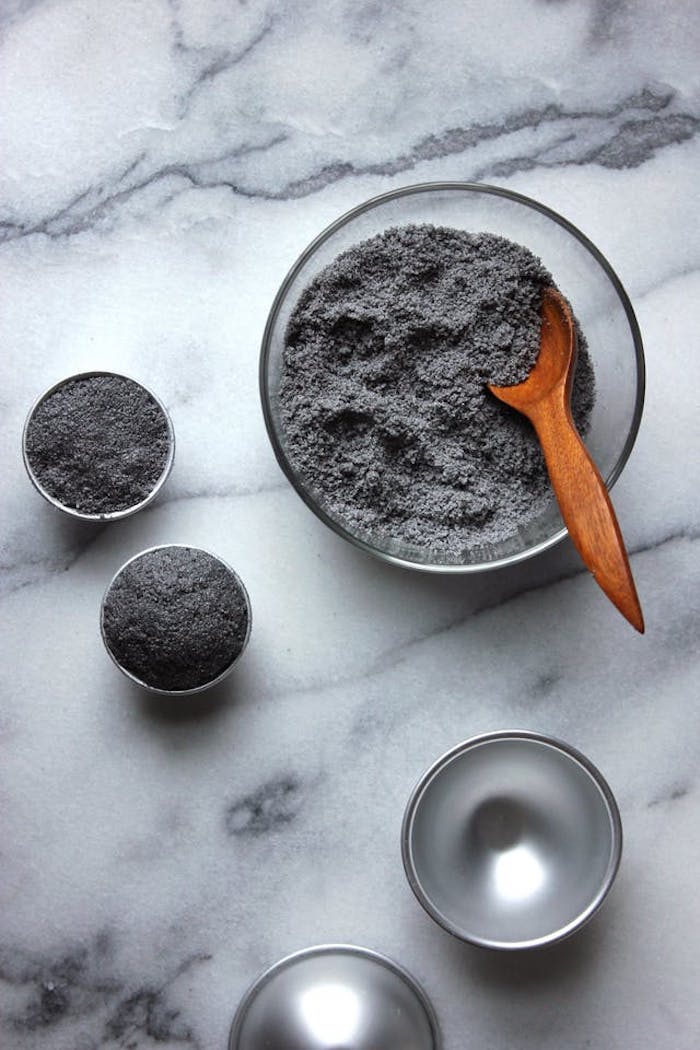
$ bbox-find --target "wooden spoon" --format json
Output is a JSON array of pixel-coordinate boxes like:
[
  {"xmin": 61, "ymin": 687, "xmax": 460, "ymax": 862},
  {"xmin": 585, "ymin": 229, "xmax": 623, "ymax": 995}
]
[{"xmin": 489, "ymin": 287, "xmax": 644, "ymax": 633}]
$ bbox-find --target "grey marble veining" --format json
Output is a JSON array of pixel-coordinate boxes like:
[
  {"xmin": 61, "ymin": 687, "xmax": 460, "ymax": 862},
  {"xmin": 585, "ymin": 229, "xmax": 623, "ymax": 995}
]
[{"xmin": 1, "ymin": 1, "xmax": 699, "ymax": 1048}]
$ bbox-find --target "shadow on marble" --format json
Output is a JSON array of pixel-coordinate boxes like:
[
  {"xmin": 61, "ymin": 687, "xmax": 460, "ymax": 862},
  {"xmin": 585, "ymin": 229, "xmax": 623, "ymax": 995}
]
[
  {"xmin": 318, "ymin": 515, "xmax": 585, "ymax": 613},
  {"xmin": 50, "ymin": 507, "xmax": 108, "ymax": 549},
  {"xmin": 440, "ymin": 905, "xmax": 615, "ymax": 992},
  {"xmin": 132, "ymin": 674, "xmax": 240, "ymax": 724},
  {"xmin": 5, "ymin": 493, "xmax": 110, "ymax": 593}
]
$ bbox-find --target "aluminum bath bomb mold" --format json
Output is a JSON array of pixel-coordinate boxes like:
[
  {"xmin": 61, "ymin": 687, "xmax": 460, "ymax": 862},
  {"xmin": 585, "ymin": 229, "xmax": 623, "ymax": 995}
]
[
  {"xmin": 101, "ymin": 545, "xmax": 252, "ymax": 695},
  {"xmin": 402, "ymin": 730, "xmax": 622, "ymax": 950},
  {"xmin": 228, "ymin": 944, "xmax": 441, "ymax": 1050},
  {"xmin": 23, "ymin": 371, "xmax": 174, "ymax": 521}
]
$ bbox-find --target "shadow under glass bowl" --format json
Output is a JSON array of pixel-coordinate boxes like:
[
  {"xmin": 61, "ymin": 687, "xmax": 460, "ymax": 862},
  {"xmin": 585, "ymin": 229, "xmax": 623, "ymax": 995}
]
[
  {"xmin": 401, "ymin": 731, "xmax": 622, "ymax": 951},
  {"xmin": 260, "ymin": 182, "xmax": 645, "ymax": 573}
]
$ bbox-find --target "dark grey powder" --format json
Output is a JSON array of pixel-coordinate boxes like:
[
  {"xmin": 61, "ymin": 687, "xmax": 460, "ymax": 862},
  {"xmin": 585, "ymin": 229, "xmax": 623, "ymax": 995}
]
[
  {"xmin": 101, "ymin": 546, "xmax": 250, "ymax": 692},
  {"xmin": 279, "ymin": 224, "xmax": 595, "ymax": 554},
  {"xmin": 24, "ymin": 374, "xmax": 171, "ymax": 514}
]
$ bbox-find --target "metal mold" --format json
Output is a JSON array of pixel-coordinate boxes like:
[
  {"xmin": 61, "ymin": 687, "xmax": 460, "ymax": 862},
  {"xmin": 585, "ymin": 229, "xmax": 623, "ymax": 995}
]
[
  {"xmin": 100, "ymin": 544, "xmax": 252, "ymax": 696},
  {"xmin": 22, "ymin": 370, "xmax": 175, "ymax": 522},
  {"xmin": 402, "ymin": 731, "xmax": 622, "ymax": 950},
  {"xmin": 228, "ymin": 944, "xmax": 440, "ymax": 1050}
]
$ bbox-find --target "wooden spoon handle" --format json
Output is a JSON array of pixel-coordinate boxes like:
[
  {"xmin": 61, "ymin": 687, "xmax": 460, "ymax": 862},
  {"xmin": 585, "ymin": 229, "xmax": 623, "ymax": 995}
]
[{"xmin": 531, "ymin": 400, "xmax": 644, "ymax": 633}]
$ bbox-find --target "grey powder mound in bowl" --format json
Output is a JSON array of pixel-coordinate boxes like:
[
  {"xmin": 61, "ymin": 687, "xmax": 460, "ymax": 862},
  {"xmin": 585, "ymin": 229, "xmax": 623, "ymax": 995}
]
[
  {"xmin": 101, "ymin": 546, "xmax": 251, "ymax": 694},
  {"xmin": 23, "ymin": 373, "xmax": 173, "ymax": 517},
  {"xmin": 278, "ymin": 224, "xmax": 595, "ymax": 556}
]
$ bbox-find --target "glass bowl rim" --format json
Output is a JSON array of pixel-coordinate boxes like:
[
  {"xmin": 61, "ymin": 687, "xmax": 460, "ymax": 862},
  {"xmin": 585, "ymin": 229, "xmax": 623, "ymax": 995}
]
[{"xmin": 259, "ymin": 181, "xmax": 646, "ymax": 574}]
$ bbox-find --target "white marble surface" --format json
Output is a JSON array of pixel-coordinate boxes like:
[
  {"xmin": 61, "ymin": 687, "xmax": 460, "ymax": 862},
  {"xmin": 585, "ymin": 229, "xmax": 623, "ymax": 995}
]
[{"xmin": 1, "ymin": 1, "xmax": 699, "ymax": 1047}]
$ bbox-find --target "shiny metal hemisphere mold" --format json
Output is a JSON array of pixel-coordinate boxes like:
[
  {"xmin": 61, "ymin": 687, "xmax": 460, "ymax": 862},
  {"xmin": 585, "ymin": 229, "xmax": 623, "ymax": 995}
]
[
  {"xmin": 228, "ymin": 944, "xmax": 441, "ymax": 1050},
  {"xmin": 402, "ymin": 731, "xmax": 622, "ymax": 950},
  {"xmin": 100, "ymin": 544, "xmax": 252, "ymax": 697},
  {"xmin": 22, "ymin": 370, "xmax": 175, "ymax": 522},
  {"xmin": 260, "ymin": 181, "xmax": 645, "ymax": 573}
]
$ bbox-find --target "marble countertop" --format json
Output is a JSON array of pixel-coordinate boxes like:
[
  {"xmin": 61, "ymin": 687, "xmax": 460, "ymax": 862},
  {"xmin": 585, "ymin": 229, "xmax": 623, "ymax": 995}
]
[{"xmin": 1, "ymin": 1, "xmax": 699, "ymax": 1047}]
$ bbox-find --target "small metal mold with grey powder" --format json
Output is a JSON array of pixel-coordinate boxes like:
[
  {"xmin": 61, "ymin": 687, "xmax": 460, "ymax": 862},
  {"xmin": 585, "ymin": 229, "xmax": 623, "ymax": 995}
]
[
  {"xmin": 22, "ymin": 371, "xmax": 175, "ymax": 521},
  {"xmin": 228, "ymin": 944, "xmax": 440, "ymax": 1050},
  {"xmin": 100, "ymin": 545, "xmax": 252, "ymax": 696},
  {"xmin": 402, "ymin": 730, "xmax": 622, "ymax": 951}
]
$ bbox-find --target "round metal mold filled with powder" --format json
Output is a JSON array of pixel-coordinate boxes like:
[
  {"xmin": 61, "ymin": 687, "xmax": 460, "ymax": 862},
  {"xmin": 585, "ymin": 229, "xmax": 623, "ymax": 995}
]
[
  {"xmin": 228, "ymin": 944, "xmax": 441, "ymax": 1050},
  {"xmin": 260, "ymin": 183, "xmax": 645, "ymax": 573},
  {"xmin": 100, "ymin": 545, "xmax": 252, "ymax": 695},
  {"xmin": 402, "ymin": 731, "xmax": 622, "ymax": 950},
  {"xmin": 22, "ymin": 371, "xmax": 175, "ymax": 521}
]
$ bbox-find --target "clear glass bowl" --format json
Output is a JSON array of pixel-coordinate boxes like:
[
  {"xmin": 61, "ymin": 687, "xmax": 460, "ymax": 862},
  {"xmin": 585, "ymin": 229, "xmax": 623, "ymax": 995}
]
[{"xmin": 260, "ymin": 183, "xmax": 645, "ymax": 572}]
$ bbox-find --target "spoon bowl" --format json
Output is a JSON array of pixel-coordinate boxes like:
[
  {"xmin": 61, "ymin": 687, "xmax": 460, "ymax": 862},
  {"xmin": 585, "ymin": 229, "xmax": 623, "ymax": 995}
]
[{"xmin": 490, "ymin": 287, "xmax": 576, "ymax": 410}]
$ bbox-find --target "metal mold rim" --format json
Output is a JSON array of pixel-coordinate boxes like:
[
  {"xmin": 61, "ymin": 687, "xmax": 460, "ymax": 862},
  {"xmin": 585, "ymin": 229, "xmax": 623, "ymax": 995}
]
[
  {"xmin": 22, "ymin": 369, "xmax": 175, "ymax": 522},
  {"xmin": 401, "ymin": 728, "xmax": 623, "ymax": 951},
  {"xmin": 100, "ymin": 543, "xmax": 252, "ymax": 696}
]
